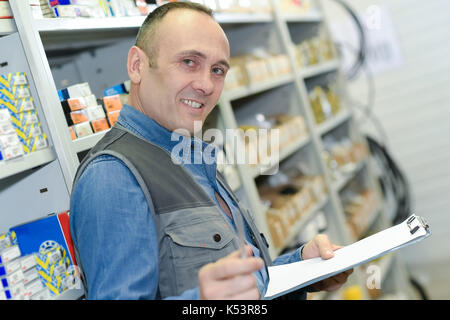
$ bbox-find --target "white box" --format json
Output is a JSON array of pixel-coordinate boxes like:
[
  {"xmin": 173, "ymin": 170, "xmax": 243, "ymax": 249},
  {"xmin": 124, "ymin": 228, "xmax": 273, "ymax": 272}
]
[
  {"xmin": 0, "ymin": 121, "xmax": 14, "ymax": 135},
  {"xmin": 0, "ymin": 245, "xmax": 21, "ymax": 264},
  {"xmin": 24, "ymin": 279, "xmax": 44, "ymax": 298},
  {"xmin": 0, "ymin": 109, "xmax": 11, "ymax": 122},
  {"xmin": 1, "ymin": 144, "xmax": 25, "ymax": 160},
  {"xmin": 86, "ymin": 105, "xmax": 106, "ymax": 121},
  {"xmin": 20, "ymin": 254, "xmax": 37, "ymax": 272},
  {"xmin": 0, "ymin": 2, "xmax": 12, "ymax": 18},
  {"xmin": 5, "ymin": 258, "xmax": 21, "ymax": 274},
  {"xmin": 68, "ymin": 82, "xmax": 92, "ymax": 98},
  {"xmin": 7, "ymin": 269, "xmax": 24, "ymax": 287},
  {"xmin": 0, "ymin": 133, "xmax": 21, "ymax": 149}
]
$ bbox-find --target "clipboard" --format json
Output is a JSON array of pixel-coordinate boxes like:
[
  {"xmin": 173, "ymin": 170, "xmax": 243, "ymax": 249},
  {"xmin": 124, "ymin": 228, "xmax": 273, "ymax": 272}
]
[{"xmin": 264, "ymin": 214, "xmax": 431, "ymax": 299}]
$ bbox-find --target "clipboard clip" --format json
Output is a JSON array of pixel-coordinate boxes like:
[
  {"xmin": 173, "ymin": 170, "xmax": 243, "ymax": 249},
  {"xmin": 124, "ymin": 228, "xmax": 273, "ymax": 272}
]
[{"xmin": 407, "ymin": 215, "xmax": 429, "ymax": 234}]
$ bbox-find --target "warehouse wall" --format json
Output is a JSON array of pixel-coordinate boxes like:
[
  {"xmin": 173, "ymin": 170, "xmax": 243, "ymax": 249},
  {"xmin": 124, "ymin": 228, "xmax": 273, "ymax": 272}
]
[{"xmin": 322, "ymin": 0, "xmax": 450, "ymax": 298}]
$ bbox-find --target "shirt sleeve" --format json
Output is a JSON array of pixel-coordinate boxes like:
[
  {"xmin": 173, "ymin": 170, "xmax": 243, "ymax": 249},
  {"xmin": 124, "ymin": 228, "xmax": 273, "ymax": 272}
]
[
  {"xmin": 272, "ymin": 243, "xmax": 306, "ymax": 265},
  {"xmin": 70, "ymin": 155, "xmax": 200, "ymax": 300}
]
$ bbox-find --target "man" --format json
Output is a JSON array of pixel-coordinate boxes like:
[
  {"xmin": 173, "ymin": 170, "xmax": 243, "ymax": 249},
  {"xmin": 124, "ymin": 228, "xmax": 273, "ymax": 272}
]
[{"xmin": 70, "ymin": 2, "xmax": 352, "ymax": 300}]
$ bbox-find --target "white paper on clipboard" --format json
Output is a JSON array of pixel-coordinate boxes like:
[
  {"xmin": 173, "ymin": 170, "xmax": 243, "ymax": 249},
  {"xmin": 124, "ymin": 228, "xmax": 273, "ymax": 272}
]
[{"xmin": 264, "ymin": 215, "xmax": 431, "ymax": 299}]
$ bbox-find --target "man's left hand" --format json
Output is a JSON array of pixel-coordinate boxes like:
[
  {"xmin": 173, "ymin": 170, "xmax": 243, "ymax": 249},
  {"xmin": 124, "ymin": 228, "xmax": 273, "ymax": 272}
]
[{"xmin": 301, "ymin": 234, "xmax": 353, "ymax": 292}]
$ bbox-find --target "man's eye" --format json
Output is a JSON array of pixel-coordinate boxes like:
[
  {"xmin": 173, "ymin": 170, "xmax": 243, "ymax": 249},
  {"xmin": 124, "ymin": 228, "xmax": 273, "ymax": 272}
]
[
  {"xmin": 183, "ymin": 59, "xmax": 195, "ymax": 66},
  {"xmin": 212, "ymin": 67, "xmax": 225, "ymax": 75}
]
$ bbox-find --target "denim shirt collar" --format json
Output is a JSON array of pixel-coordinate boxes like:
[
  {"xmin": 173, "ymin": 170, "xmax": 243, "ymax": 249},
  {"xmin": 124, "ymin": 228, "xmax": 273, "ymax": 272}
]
[{"xmin": 117, "ymin": 104, "xmax": 219, "ymax": 187}]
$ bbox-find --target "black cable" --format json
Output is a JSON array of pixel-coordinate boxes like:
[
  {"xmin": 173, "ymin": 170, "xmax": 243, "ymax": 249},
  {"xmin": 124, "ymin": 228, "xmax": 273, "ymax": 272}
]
[
  {"xmin": 366, "ymin": 135, "xmax": 430, "ymax": 299},
  {"xmin": 327, "ymin": 0, "xmax": 429, "ymax": 299},
  {"xmin": 329, "ymin": 0, "xmax": 367, "ymax": 80},
  {"xmin": 336, "ymin": 40, "xmax": 390, "ymax": 146}
]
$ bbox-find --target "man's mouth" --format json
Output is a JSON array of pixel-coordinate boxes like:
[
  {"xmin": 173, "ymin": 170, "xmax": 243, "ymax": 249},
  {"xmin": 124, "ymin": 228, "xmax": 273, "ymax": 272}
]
[{"xmin": 181, "ymin": 98, "xmax": 204, "ymax": 109}]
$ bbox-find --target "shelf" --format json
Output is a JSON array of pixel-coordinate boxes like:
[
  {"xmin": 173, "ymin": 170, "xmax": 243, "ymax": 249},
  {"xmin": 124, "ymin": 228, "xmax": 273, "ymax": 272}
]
[
  {"xmin": 282, "ymin": 10, "xmax": 323, "ymax": 23},
  {"xmin": 224, "ymin": 73, "xmax": 294, "ymax": 101},
  {"xmin": 0, "ymin": 147, "xmax": 56, "ymax": 180},
  {"xmin": 0, "ymin": 19, "xmax": 16, "ymax": 36},
  {"xmin": 72, "ymin": 130, "xmax": 109, "ymax": 153},
  {"xmin": 215, "ymin": 12, "xmax": 273, "ymax": 24},
  {"xmin": 52, "ymin": 287, "xmax": 85, "ymax": 300},
  {"xmin": 34, "ymin": 12, "xmax": 272, "ymax": 34},
  {"xmin": 332, "ymin": 159, "xmax": 366, "ymax": 192},
  {"xmin": 250, "ymin": 134, "xmax": 310, "ymax": 179},
  {"xmin": 34, "ymin": 16, "xmax": 146, "ymax": 33},
  {"xmin": 300, "ymin": 59, "xmax": 340, "ymax": 79},
  {"xmin": 275, "ymin": 195, "xmax": 329, "ymax": 256},
  {"xmin": 316, "ymin": 108, "xmax": 351, "ymax": 136}
]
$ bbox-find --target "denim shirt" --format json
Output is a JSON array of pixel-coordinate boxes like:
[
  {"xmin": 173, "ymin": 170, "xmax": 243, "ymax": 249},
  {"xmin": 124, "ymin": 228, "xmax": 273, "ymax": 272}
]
[{"xmin": 70, "ymin": 104, "xmax": 303, "ymax": 300}]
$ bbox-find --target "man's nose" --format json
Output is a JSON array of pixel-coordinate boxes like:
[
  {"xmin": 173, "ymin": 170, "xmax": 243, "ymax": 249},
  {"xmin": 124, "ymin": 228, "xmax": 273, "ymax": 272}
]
[{"xmin": 193, "ymin": 69, "xmax": 214, "ymax": 96}]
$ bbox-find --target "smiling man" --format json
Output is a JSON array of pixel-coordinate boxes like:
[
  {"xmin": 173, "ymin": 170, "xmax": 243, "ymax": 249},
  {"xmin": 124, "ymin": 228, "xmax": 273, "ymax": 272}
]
[{"xmin": 69, "ymin": 2, "xmax": 352, "ymax": 300}]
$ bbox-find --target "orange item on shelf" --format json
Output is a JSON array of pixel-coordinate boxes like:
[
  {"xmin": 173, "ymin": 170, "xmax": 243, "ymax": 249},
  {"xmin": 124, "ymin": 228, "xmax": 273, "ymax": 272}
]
[
  {"xmin": 70, "ymin": 109, "xmax": 88, "ymax": 124},
  {"xmin": 91, "ymin": 118, "xmax": 110, "ymax": 133},
  {"xmin": 103, "ymin": 95, "xmax": 123, "ymax": 113},
  {"xmin": 107, "ymin": 110, "xmax": 120, "ymax": 126},
  {"xmin": 68, "ymin": 126, "xmax": 76, "ymax": 140}
]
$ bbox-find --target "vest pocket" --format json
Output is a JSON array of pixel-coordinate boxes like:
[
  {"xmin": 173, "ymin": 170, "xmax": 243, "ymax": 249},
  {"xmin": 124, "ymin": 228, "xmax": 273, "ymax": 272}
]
[
  {"xmin": 164, "ymin": 216, "xmax": 238, "ymax": 295},
  {"xmin": 166, "ymin": 217, "xmax": 236, "ymax": 266}
]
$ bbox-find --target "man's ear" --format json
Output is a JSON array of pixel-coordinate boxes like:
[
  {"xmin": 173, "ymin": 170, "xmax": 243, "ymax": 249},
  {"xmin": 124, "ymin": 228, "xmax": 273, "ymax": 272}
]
[{"xmin": 127, "ymin": 46, "xmax": 145, "ymax": 84}]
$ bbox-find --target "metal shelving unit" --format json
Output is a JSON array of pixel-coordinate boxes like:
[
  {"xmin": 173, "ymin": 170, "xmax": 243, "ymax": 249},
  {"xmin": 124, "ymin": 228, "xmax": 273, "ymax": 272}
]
[
  {"xmin": 1, "ymin": 0, "xmax": 416, "ymax": 300},
  {"xmin": 0, "ymin": 147, "xmax": 55, "ymax": 180}
]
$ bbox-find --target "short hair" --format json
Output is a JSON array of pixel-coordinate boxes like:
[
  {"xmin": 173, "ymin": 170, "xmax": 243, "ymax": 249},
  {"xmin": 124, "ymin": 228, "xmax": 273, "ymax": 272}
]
[{"xmin": 135, "ymin": 2, "xmax": 214, "ymax": 67}]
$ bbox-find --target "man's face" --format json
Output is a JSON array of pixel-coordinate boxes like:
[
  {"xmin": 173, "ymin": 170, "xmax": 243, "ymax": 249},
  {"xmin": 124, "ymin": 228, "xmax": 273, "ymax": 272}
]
[{"xmin": 137, "ymin": 9, "xmax": 230, "ymax": 135}]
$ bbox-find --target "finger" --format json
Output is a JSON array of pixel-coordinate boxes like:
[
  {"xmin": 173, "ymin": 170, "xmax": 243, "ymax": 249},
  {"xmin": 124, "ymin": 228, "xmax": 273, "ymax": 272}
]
[
  {"xmin": 221, "ymin": 245, "xmax": 254, "ymax": 260},
  {"xmin": 311, "ymin": 278, "xmax": 334, "ymax": 292},
  {"xmin": 331, "ymin": 272, "xmax": 350, "ymax": 284},
  {"xmin": 344, "ymin": 268, "xmax": 354, "ymax": 276},
  {"xmin": 331, "ymin": 244, "xmax": 344, "ymax": 251},
  {"xmin": 314, "ymin": 234, "xmax": 334, "ymax": 259},
  {"xmin": 222, "ymin": 274, "xmax": 258, "ymax": 298},
  {"xmin": 325, "ymin": 282, "xmax": 343, "ymax": 292},
  {"xmin": 209, "ymin": 256, "xmax": 264, "ymax": 280}
]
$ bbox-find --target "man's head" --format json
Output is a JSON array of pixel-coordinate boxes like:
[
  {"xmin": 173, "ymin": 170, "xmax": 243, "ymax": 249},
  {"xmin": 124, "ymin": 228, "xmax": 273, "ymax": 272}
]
[{"xmin": 127, "ymin": 2, "xmax": 230, "ymax": 135}]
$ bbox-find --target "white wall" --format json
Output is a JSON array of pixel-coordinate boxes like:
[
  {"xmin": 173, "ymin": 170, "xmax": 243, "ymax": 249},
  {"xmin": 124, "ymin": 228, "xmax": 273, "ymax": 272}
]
[{"xmin": 322, "ymin": 0, "xmax": 450, "ymax": 298}]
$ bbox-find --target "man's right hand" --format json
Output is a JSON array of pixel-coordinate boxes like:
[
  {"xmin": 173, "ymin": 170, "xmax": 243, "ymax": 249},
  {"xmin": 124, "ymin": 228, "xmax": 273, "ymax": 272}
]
[{"xmin": 198, "ymin": 245, "xmax": 264, "ymax": 300}]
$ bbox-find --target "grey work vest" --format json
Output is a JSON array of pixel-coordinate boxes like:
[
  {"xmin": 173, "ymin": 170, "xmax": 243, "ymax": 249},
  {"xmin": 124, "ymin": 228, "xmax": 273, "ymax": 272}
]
[{"xmin": 72, "ymin": 124, "xmax": 273, "ymax": 298}]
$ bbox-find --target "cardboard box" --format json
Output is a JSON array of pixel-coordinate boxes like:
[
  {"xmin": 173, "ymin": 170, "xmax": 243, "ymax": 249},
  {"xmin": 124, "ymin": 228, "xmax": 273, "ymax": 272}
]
[
  {"xmin": 9, "ymin": 110, "xmax": 39, "ymax": 129},
  {"xmin": 19, "ymin": 134, "xmax": 48, "ymax": 154},
  {"xmin": 68, "ymin": 126, "xmax": 76, "ymax": 140},
  {"xmin": 70, "ymin": 109, "xmax": 88, "ymax": 124},
  {"xmin": 73, "ymin": 121, "xmax": 93, "ymax": 138},
  {"xmin": 0, "ymin": 1, "xmax": 12, "ymax": 19},
  {"xmin": 107, "ymin": 110, "xmax": 120, "ymax": 126},
  {"xmin": 86, "ymin": 105, "xmax": 106, "ymax": 121},
  {"xmin": 14, "ymin": 122, "xmax": 43, "ymax": 141},
  {"xmin": 91, "ymin": 118, "xmax": 109, "ymax": 133},
  {"xmin": 67, "ymin": 82, "xmax": 91, "ymax": 98},
  {"xmin": 9, "ymin": 211, "xmax": 81, "ymax": 297},
  {"xmin": 103, "ymin": 94, "xmax": 123, "ymax": 113},
  {"xmin": 1, "ymin": 97, "xmax": 35, "ymax": 114}
]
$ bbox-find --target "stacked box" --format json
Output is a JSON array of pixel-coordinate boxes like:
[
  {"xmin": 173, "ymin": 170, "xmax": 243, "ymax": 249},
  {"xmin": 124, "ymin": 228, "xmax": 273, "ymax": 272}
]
[
  {"xmin": 103, "ymin": 94, "xmax": 123, "ymax": 127},
  {"xmin": 0, "ymin": 72, "xmax": 47, "ymax": 159},
  {"xmin": 0, "ymin": 0, "xmax": 12, "ymax": 19},
  {"xmin": 225, "ymin": 52, "xmax": 292, "ymax": 91},
  {"xmin": 103, "ymin": 80, "xmax": 128, "ymax": 126},
  {"xmin": 8, "ymin": 211, "xmax": 82, "ymax": 299},
  {"xmin": 59, "ymin": 82, "xmax": 110, "ymax": 140},
  {"xmin": 0, "ymin": 232, "xmax": 53, "ymax": 300},
  {"xmin": 259, "ymin": 175, "xmax": 327, "ymax": 249},
  {"xmin": 295, "ymin": 35, "xmax": 336, "ymax": 68}
]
